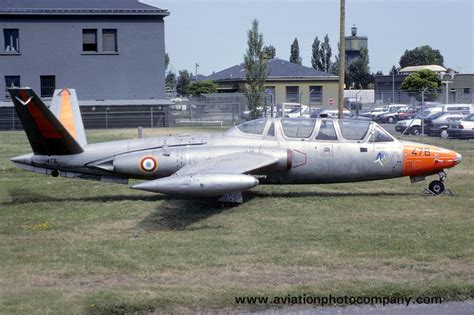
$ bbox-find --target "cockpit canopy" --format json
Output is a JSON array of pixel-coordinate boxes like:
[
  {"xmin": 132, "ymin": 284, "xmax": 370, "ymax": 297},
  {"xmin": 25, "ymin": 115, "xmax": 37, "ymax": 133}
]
[{"xmin": 230, "ymin": 118, "xmax": 394, "ymax": 143}]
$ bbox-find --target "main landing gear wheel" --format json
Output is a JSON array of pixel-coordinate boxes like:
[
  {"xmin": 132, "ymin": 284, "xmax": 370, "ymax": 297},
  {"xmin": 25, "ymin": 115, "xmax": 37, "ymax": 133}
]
[{"xmin": 428, "ymin": 180, "xmax": 445, "ymax": 195}]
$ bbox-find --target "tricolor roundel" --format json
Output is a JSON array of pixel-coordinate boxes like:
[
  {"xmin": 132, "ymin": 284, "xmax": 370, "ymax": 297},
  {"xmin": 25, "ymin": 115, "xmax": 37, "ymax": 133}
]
[{"xmin": 139, "ymin": 156, "xmax": 158, "ymax": 173}]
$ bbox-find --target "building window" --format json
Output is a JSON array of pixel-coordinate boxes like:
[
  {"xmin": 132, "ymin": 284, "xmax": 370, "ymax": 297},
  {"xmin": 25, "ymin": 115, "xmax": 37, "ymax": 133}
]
[
  {"xmin": 5, "ymin": 76, "xmax": 20, "ymax": 99},
  {"xmin": 286, "ymin": 86, "xmax": 299, "ymax": 102},
  {"xmin": 309, "ymin": 86, "xmax": 323, "ymax": 104},
  {"xmin": 40, "ymin": 75, "xmax": 55, "ymax": 98},
  {"xmin": 102, "ymin": 29, "xmax": 117, "ymax": 52},
  {"xmin": 3, "ymin": 29, "xmax": 19, "ymax": 53},
  {"xmin": 464, "ymin": 88, "xmax": 471, "ymax": 95},
  {"xmin": 82, "ymin": 29, "xmax": 97, "ymax": 52}
]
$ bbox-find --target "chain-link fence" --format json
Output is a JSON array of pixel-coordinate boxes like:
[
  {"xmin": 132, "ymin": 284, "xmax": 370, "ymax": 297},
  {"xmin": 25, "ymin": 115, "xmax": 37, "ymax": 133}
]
[
  {"xmin": 0, "ymin": 93, "xmax": 276, "ymax": 130},
  {"xmin": 1, "ymin": 89, "xmax": 473, "ymax": 131},
  {"xmin": 375, "ymin": 87, "xmax": 474, "ymax": 105},
  {"xmin": 171, "ymin": 93, "xmax": 275, "ymax": 127}
]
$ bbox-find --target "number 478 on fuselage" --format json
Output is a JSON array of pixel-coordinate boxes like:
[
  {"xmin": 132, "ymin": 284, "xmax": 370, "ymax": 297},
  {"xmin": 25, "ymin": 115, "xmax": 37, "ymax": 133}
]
[{"xmin": 9, "ymin": 88, "xmax": 462, "ymax": 203}]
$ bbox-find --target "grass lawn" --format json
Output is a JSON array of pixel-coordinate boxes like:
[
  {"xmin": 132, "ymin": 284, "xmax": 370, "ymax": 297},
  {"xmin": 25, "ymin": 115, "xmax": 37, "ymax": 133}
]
[{"xmin": 0, "ymin": 127, "xmax": 473, "ymax": 314}]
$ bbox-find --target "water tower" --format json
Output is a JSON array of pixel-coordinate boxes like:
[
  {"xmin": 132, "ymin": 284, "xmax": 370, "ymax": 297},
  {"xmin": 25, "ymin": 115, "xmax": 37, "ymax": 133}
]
[{"xmin": 345, "ymin": 25, "xmax": 368, "ymax": 68}]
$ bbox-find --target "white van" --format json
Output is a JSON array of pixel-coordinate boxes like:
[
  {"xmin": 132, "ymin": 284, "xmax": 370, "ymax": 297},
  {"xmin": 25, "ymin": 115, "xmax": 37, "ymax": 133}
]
[{"xmin": 439, "ymin": 104, "xmax": 472, "ymax": 114}]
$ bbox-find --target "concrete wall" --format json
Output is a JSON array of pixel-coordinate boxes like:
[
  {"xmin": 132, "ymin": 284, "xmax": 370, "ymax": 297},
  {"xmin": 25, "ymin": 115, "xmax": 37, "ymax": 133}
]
[
  {"xmin": 449, "ymin": 74, "xmax": 474, "ymax": 103},
  {"xmin": 375, "ymin": 73, "xmax": 474, "ymax": 104},
  {"xmin": 0, "ymin": 15, "xmax": 166, "ymax": 101}
]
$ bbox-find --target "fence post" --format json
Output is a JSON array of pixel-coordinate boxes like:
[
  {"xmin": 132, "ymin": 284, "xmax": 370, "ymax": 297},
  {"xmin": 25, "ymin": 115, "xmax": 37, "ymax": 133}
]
[
  {"xmin": 105, "ymin": 107, "xmax": 108, "ymax": 129},
  {"xmin": 137, "ymin": 126, "xmax": 143, "ymax": 138},
  {"xmin": 150, "ymin": 107, "xmax": 154, "ymax": 128}
]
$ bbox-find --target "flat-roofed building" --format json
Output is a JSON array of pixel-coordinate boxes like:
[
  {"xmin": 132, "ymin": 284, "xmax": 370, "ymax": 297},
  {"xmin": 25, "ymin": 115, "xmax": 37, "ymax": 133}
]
[{"xmin": 0, "ymin": 0, "xmax": 169, "ymax": 103}]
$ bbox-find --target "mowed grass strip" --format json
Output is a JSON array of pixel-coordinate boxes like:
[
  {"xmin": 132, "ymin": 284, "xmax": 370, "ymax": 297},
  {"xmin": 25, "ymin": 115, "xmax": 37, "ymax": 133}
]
[{"xmin": 0, "ymin": 128, "xmax": 473, "ymax": 314}]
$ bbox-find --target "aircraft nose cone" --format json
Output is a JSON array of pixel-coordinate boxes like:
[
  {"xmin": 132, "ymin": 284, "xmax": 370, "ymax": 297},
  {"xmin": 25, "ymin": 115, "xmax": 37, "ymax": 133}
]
[{"xmin": 455, "ymin": 153, "xmax": 462, "ymax": 165}]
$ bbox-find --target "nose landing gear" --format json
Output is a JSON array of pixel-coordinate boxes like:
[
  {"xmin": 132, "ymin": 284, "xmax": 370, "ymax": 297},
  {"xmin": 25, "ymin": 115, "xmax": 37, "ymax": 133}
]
[
  {"xmin": 425, "ymin": 171, "xmax": 452, "ymax": 196},
  {"xmin": 428, "ymin": 180, "xmax": 445, "ymax": 195}
]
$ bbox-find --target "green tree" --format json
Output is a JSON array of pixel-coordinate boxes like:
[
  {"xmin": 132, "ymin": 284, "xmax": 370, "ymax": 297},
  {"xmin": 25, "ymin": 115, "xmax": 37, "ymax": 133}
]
[
  {"xmin": 311, "ymin": 36, "xmax": 323, "ymax": 71},
  {"xmin": 176, "ymin": 70, "xmax": 192, "ymax": 96},
  {"xmin": 399, "ymin": 45, "xmax": 444, "ymax": 68},
  {"xmin": 289, "ymin": 38, "xmax": 302, "ymax": 65},
  {"xmin": 347, "ymin": 48, "xmax": 373, "ymax": 89},
  {"xmin": 165, "ymin": 71, "xmax": 176, "ymax": 92},
  {"xmin": 389, "ymin": 65, "xmax": 399, "ymax": 75},
  {"xmin": 321, "ymin": 34, "xmax": 332, "ymax": 73},
  {"xmin": 187, "ymin": 80, "xmax": 217, "ymax": 96},
  {"xmin": 244, "ymin": 19, "xmax": 268, "ymax": 119},
  {"xmin": 263, "ymin": 45, "xmax": 276, "ymax": 59},
  {"xmin": 400, "ymin": 69, "xmax": 441, "ymax": 101},
  {"xmin": 329, "ymin": 42, "xmax": 339, "ymax": 75}
]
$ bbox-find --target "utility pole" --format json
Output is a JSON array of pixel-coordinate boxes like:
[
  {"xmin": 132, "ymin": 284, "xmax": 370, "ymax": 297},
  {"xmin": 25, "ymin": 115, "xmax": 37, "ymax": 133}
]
[
  {"xmin": 392, "ymin": 71, "xmax": 395, "ymax": 103},
  {"xmin": 421, "ymin": 87, "xmax": 428, "ymax": 137},
  {"xmin": 338, "ymin": 0, "xmax": 345, "ymax": 119},
  {"xmin": 442, "ymin": 80, "xmax": 452, "ymax": 104}
]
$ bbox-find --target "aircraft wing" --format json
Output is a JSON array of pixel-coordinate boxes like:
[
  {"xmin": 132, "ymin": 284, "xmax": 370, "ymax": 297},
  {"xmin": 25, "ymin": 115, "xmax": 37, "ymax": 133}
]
[
  {"xmin": 132, "ymin": 152, "xmax": 279, "ymax": 196},
  {"xmin": 176, "ymin": 152, "xmax": 279, "ymax": 175}
]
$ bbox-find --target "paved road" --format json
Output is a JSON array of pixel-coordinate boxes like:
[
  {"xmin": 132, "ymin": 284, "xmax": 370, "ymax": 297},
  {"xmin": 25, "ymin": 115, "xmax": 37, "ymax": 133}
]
[
  {"xmin": 380, "ymin": 123, "xmax": 397, "ymax": 136},
  {"xmin": 251, "ymin": 300, "xmax": 474, "ymax": 315}
]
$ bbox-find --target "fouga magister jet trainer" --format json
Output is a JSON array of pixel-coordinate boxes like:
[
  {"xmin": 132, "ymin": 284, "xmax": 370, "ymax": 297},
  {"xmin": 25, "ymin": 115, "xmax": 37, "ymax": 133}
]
[{"xmin": 9, "ymin": 88, "xmax": 462, "ymax": 203}]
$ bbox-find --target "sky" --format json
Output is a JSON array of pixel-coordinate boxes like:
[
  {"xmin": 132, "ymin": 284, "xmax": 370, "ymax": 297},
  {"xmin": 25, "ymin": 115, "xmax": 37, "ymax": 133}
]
[{"xmin": 142, "ymin": 0, "xmax": 474, "ymax": 76}]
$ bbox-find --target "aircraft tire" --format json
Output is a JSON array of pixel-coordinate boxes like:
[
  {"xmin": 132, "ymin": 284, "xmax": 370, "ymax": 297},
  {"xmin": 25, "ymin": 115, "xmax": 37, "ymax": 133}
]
[{"xmin": 428, "ymin": 180, "xmax": 445, "ymax": 195}]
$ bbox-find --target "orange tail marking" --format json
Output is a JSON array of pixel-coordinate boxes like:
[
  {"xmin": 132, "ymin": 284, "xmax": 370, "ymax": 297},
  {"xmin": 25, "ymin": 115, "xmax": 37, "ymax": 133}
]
[{"xmin": 59, "ymin": 89, "xmax": 77, "ymax": 140}]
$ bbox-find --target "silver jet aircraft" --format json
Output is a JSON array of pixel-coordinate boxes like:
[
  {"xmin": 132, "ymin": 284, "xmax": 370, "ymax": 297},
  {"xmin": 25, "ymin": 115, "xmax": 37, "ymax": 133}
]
[{"xmin": 9, "ymin": 88, "xmax": 462, "ymax": 203}]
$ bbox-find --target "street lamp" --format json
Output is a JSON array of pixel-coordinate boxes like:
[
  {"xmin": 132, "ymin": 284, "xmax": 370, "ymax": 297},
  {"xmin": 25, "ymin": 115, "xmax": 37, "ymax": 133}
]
[
  {"xmin": 392, "ymin": 70, "xmax": 395, "ymax": 103},
  {"xmin": 442, "ymin": 79, "xmax": 453, "ymax": 104},
  {"xmin": 441, "ymin": 70, "xmax": 455, "ymax": 104},
  {"xmin": 355, "ymin": 88, "xmax": 362, "ymax": 117},
  {"xmin": 338, "ymin": 0, "xmax": 345, "ymax": 119}
]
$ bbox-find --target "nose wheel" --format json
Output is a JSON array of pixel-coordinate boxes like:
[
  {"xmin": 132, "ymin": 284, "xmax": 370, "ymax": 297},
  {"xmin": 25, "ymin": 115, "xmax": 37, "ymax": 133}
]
[
  {"xmin": 425, "ymin": 171, "xmax": 452, "ymax": 196},
  {"xmin": 428, "ymin": 180, "xmax": 445, "ymax": 195}
]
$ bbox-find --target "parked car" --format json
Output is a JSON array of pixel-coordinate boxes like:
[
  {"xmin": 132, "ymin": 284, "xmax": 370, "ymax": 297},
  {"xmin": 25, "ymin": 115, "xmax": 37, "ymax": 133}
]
[
  {"xmin": 423, "ymin": 112, "xmax": 466, "ymax": 138},
  {"xmin": 360, "ymin": 107, "xmax": 384, "ymax": 118},
  {"xmin": 395, "ymin": 110, "xmax": 436, "ymax": 135},
  {"xmin": 286, "ymin": 105, "xmax": 321, "ymax": 118},
  {"xmin": 377, "ymin": 106, "xmax": 415, "ymax": 124},
  {"xmin": 396, "ymin": 107, "xmax": 419, "ymax": 121},
  {"xmin": 437, "ymin": 103, "xmax": 472, "ymax": 114},
  {"xmin": 310, "ymin": 109, "xmax": 351, "ymax": 118},
  {"xmin": 372, "ymin": 104, "xmax": 408, "ymax": 121},
  {"xmin": 447, "ymin": 113, "xmax": 474, "ymax": 139},
  {"xmin": 310, "ymin": 109, "xmax": 371, "ymax": 120}
]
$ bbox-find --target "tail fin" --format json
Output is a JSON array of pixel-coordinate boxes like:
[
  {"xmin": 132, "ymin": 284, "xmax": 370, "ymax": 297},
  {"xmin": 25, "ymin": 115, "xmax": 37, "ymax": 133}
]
[
  {"xmin": 49, "ymin": 88, "xmax": 87, "ymax": 146},
  {"xmin": 8, "ymin": 88, "xmax": 84, "ymax": 155}
]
